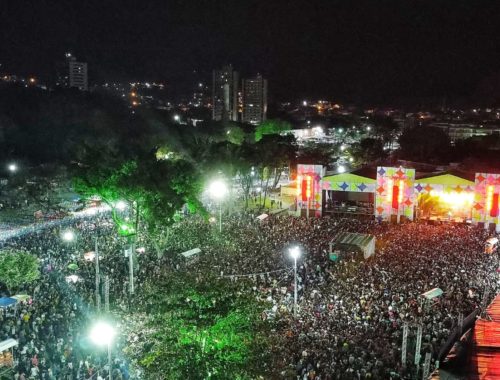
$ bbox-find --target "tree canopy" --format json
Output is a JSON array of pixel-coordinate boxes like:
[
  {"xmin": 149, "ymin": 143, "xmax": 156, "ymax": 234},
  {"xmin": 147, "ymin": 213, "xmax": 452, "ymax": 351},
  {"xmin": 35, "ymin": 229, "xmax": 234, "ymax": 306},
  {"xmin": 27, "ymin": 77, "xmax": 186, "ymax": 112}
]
[
  {"xmin": 126, "ymin": 273, "xmax": 271, "ymax": 379},
  {"xmin": 398, "ymin": 126, "xmax": 451, "ymax": 163},
  {"xmin": 0, "ymin": 249, "xmax": 40, "ymax": 290}
]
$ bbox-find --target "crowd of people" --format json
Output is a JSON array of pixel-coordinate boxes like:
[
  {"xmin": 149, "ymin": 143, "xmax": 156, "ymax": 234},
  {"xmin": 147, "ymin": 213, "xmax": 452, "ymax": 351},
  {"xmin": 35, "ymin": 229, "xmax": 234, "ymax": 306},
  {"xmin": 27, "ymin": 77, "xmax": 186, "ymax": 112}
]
[
  {"xmin": 163, "ymin": 214, "xmax": 499, "ymax": 379},
  {"xmin": 0, "ymin": 209, "xmax": 499, "ymax": 379},
  {"xmin": 0, "ymin": 215, "xmax": 133, "ymax": 380}
]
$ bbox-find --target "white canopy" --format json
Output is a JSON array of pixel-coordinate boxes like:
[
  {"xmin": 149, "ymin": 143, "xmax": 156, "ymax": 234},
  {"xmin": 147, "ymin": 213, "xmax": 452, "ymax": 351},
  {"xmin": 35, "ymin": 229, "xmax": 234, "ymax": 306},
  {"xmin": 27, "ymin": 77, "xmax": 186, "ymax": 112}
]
[
  {"xmin": 486, "ymin": 238, "xmax": 498, "ymax": 246},
  {"xmin": 180, "ymin": 248, "xmax": 201, "ymax": 258},
  {"xmin": 421, "ymin": 288, "xmax": 443, "ymax": 300},
  {"xmin": 256, "ymin": 213, "xmax": 269, "ymax": 221},
  {"xmin": 0, "ymin": 338, "xmax": 18, "ymax": 352}
]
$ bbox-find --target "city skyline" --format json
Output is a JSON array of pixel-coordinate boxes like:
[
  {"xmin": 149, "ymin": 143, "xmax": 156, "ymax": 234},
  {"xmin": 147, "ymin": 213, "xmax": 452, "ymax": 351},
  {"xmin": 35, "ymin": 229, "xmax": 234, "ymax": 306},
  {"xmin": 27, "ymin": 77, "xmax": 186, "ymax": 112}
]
[{"xmin": 1, "ymin": 1, "xmax": 500, "ymax": 104}]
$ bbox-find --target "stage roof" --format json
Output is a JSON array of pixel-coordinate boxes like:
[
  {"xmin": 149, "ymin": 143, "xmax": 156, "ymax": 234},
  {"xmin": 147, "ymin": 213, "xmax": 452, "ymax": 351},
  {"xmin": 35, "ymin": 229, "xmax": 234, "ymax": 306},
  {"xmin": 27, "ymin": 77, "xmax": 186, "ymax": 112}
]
[
  {"xmin": 415, "ymin": 173, "xmax": 475, "ymax": 187},
  {"xmin": 323, "ymin": 173, "xmax": 376, "ymax": 185}
]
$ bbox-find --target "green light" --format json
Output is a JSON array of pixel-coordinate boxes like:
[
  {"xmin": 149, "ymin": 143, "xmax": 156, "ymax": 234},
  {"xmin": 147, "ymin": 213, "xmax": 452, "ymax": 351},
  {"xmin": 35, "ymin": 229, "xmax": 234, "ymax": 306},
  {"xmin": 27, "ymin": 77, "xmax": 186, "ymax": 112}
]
[{"xmin": 118, "ymin": 223, "xmax": 136, "ymax": 237}]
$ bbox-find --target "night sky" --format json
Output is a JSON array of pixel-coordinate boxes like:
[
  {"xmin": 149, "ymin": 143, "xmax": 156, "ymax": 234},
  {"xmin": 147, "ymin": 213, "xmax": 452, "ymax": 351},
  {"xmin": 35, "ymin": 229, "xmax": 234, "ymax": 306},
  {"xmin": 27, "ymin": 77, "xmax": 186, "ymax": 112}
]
[{"xmin": 1, "ymin": 0, "xmax": 500, "ymax": 104}]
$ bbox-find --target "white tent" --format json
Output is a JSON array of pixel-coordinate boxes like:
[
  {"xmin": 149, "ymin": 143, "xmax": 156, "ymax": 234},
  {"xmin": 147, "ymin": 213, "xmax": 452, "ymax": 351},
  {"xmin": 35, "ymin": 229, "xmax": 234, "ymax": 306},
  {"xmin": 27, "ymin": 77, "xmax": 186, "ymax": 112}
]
[
  {"xmin": 329, "ymin": 232, "xmax": 376, "ymax": 260},
  {"xmin": 421, "ymin": 288, "xmax": 443, "ymax": 300},
  {"xmin": 180, "ymin": 248, "xmax": 201, "ymax": 259},
  {"xmin": 256, "ymin": 213, "xmax": 269, "ymax": 221},
  {"xmin": 0, "ymin": 338, "xmax": 18, "ymax": 353}
]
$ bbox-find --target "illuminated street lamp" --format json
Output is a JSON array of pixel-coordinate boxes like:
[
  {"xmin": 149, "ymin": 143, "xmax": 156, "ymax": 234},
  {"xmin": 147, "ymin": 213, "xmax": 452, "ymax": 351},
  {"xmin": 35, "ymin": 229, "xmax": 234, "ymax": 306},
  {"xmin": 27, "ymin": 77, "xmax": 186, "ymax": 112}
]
[
  {"xmin": 90, "ymin": 321, "xmax": 116, "ymax": 380},
  {"xmin": 173, "ymin": 114, "xmax": 180, "ymax": 122},
  {"xmin": 61, "ymin": 230, "xmax": 75, "ymax": 242},
  {"xmin": 115, "ymin": 200, "xmax": 127, "ymax": 211},
  {"xmin": 7, "ymin": 163, "xmax": 17, "ymax": 173},
  {"xmin": 208, "ymin": 180, "xmax": 228, "ymax": 233},
  {"xmin": 289, "ymin": 246, "xmax": 301, "ymax": 318}
]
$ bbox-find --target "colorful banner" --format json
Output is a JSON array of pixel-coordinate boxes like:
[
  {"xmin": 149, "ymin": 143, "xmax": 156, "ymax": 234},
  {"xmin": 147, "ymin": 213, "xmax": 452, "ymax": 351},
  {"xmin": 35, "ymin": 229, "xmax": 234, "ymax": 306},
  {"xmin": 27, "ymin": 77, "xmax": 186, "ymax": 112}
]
[
  {"xmin": 375, "ymin": 166, "xmax": 416, "ymax": 222},
  {"xmin": 296, "ymin": 164, "xmax": 323, "ymax": 217},
  {"xmin": 472, "ymin": 173, "xmax": 500, "ymax": 226}
]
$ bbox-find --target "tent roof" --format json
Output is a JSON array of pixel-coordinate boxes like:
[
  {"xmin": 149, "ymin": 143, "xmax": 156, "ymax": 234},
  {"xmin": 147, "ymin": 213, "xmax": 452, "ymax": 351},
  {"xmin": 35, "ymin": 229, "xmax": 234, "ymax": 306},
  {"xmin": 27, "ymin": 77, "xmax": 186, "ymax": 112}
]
[
  {"xmin": 0, "ymin": 297, "xmax": 17, "ymax": 308},
  {"xmin": 332, "ymin": 232, "xmax": 375, "ymax": 250},
  {"xmin": 421, "ymin": 288, "xmax": 443, "ymax": 300},
  {"xmin": 323, "ymin": 173, "xmax": 376, "ymax": 184},
  {"xmin": 180, "ymin": 248, "xmax": 201, "ymax": 258},
  {"xmin": 0, "ymin": 338, "xmax": 18, "ymax": 352},
  {"xmin": 415, "ymin": 173, "xmax": 475, "ymax": 187}
]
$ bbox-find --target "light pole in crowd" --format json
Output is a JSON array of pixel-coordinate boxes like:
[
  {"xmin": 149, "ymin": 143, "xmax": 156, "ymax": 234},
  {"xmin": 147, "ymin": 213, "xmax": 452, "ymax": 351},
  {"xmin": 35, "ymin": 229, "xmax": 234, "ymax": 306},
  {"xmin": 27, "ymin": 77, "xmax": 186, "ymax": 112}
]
[
  {"xmin": 208, "ymin": 179, "xmax": 228, "ymax": 233},
  {"xmin": 84, "ymin": 239, "xmax": 101, "ymax": 311},
  {"xmin": 7, "ymin": 163, "xmax": 17, "ymax": 173},
  {"xmin": 90, "ymin": 321, "xmax": 116, "ymax": 380},
  {"xmin": 289, "ymin": 246, "xmax": 301, "ymax": 318},
  {"xmin": 61, "ymin": 229, "xmax": 75, "ymax": 242}
]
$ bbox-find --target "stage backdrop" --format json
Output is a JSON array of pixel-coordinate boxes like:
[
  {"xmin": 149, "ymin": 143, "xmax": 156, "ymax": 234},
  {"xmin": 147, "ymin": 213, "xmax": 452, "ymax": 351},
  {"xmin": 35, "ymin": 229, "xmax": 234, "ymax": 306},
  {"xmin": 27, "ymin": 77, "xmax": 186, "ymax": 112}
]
[
  {"xmin": 296, "ymin": 164, "xmax": 324, "ymax": 217},
  {"xmin": 375, "ymin": 167, "xmax": 416, "ymax": 222},
  {"xmin": 472, "ymin": 173, "xmax": 500, "ymax": 226}
]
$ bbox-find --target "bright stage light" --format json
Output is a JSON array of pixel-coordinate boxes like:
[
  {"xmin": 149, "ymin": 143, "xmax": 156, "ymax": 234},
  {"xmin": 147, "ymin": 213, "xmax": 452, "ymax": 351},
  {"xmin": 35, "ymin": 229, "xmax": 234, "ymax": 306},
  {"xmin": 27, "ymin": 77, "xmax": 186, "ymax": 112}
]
[{"xmin": 428, "ymin": 190, "xmax": 475, "ymax": 208}]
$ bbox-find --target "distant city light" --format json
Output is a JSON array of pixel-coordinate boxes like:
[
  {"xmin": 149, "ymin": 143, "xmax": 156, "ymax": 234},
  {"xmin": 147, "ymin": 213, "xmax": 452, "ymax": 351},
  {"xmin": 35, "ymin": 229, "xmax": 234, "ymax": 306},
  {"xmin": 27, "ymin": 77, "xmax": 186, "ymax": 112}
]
[
  {"xmin": 29, "ymin": 77, "xmax": 36, "ymax": 84},
  {"xmin": 173, "ymin": 114, "xmax": 180, "ymax": 122},
  {"xmin": 338, "ymin": 128, "xmax": 343, "ymax": 133},
  {"xmin": 340, "ymin": 145, "xmax": 346, "ymax": 151},
  {"xmin": 367, "ymin": 126, "xmax": 371, "ymax": 131},
  {"xmin": 349, "ymin": 157, "xmax": 354, "ymax": 162},
  {"xmin": 303, "ymin": 100, "xmax": 307, "ymax": 106},
  {"xmin": 7, "ymin": 163, "xmax": 17, "ymax": 172}
]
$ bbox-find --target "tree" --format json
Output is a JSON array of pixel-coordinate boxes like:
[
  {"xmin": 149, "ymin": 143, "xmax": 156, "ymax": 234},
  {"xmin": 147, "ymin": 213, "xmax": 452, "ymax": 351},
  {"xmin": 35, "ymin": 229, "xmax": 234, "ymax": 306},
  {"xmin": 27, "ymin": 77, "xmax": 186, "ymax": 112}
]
[
  {"xmin": 253, "ymin": 134, "xmax": 297, "ymax": 207},
  {"xmin": 350, "ymin": 138, "xmax": 387, "ymax": 166},
  {"xmin": 254, "ymin": 119, "xmax": 292, "ymax": 142},
  {"xmin": 398, "ymin": 126, "xmax": 451, "ymax": 163},
  {"xmin": 370, "ymin": 115, "xmax": 400, "ymax": 148},
  {"xmin": 0, "ymin": 249, "xmax": 40, "ymax": 290},
  {"xmin": 126, "ymin": 273, "xmax": 271, "ymax": 379},
  {"xmin": 297, "ymin": 141, "xmax": 340, "ymax": 167}
]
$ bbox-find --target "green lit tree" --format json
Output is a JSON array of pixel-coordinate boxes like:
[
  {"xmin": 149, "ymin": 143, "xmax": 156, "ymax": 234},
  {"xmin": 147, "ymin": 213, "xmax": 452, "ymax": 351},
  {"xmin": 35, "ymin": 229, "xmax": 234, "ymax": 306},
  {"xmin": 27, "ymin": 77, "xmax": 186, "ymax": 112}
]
[
  {"xmin": 254, "ymin": 119, "xmax": 292, "ymax": 142},
  {"xmin": 0, "ymin": 249, "xmax": 40, "ymax": 290},
  {"xmin": 126, "ymin": 273, "xmax": 271, "ymax": 379}
]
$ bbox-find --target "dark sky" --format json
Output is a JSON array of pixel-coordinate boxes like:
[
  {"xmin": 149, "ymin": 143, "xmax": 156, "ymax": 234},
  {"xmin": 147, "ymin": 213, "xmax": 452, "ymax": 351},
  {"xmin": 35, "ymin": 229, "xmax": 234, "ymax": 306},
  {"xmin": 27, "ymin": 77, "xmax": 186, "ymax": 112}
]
[{"xmin": 1, "ymin": 0, "xmax": 500, "ymax": 104}]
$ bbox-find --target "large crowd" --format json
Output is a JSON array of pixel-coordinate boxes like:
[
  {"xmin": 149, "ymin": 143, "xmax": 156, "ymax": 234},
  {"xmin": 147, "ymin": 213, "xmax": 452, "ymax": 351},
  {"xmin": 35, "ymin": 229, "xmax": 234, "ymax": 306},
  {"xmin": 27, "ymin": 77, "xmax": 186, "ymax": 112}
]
[
  {"xmin": 163, "ymin": 214, "xmax": 499, "ymax": 379},
  {"xmin": 0, "ymin": 210, "xmax": 499, "ymax": 379}
]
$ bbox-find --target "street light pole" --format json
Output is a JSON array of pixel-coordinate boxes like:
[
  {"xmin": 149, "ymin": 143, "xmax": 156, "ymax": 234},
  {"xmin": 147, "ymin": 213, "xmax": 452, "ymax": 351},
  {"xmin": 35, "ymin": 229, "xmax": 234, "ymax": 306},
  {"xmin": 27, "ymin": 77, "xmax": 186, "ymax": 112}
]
[
  {"xmin": 90, "ymin": 321, "xmax": 115, "ymax": 380},
  {"xmin": 219, "ymin": 201, "xmax": 222, "ymax": 233},
  {"xmin": 293, "ymin": 255, "xmax": 298, "ymax": 318},
  {"xmin": 95, "ymin": 238, "xmax": 100, "ymax": 312},
  {"xmin": 108, "ymin": 342, "xmax": 112, "ymax": 380},
  {"xmin": 289, "ymin": 246, "xmax": 301, "ymax": 318}
]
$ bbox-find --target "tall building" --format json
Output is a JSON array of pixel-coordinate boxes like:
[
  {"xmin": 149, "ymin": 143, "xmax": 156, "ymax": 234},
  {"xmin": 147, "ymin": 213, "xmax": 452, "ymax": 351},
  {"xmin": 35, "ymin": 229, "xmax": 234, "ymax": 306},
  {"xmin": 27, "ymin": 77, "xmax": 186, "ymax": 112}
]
[
  {"xmin": 55, "ymin": 53, "xmax": 88, "ymax": 91},
  {"xmin": 69, "ymin": 58, "xmax": 88, "ymax": 91},
  {"xmin": 241, "ymin": 74, "xmax": 267, "ymax": 125},
  {"xmin": 212, "ymin": 65, "xmax": 239, "ymax": 121}
]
